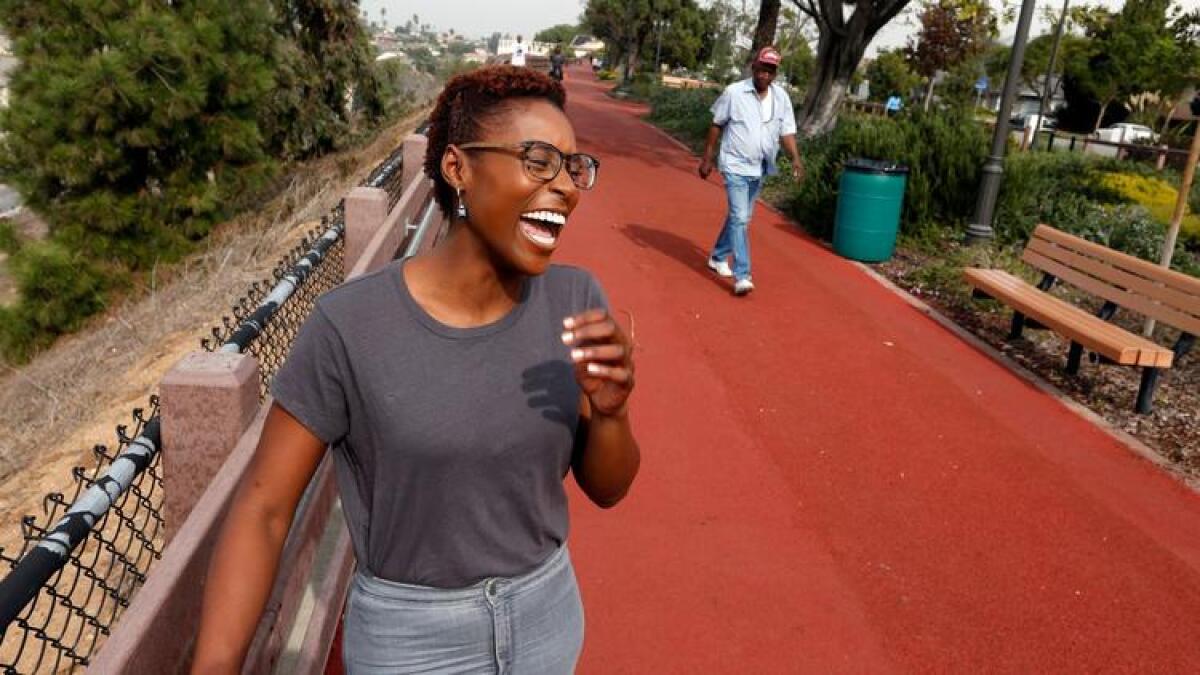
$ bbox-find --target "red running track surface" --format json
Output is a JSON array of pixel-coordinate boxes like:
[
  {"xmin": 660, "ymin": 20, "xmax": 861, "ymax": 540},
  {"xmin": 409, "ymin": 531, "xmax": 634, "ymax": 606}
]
[{"xmin": 554, "ymin": 66, "xmax": 1200, "ymax": 673}]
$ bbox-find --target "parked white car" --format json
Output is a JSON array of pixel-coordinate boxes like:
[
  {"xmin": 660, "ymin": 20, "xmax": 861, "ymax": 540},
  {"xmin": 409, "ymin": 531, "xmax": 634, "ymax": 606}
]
[{"xmin": 1095, "ymin": 123, "xmax": 1158, "ymax": 144}]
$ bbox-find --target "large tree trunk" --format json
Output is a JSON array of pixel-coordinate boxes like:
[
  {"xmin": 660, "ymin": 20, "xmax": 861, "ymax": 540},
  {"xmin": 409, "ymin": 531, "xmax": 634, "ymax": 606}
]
[
  {"xmin": 798, "ymin": 29, "xmax": 869, "ymax": 137},
  {"xmin": 750, "ymin": 0, "xmax": 781, "ymax": 59},
  {"xmin": 623, "ymin": 37, "xmax": 639, "ymax": 83}
]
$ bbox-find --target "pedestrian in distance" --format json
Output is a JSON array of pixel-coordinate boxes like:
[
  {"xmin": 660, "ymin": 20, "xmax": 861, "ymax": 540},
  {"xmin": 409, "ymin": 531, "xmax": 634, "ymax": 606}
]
[
  {"xmin": 189, "ymin": 65, "xmax": 640, "ymax": 675},
  {"xmin": 885, "ymin": 94, "xmax": 902, "ymax": 117},
  {"xmin": 550, "ymin": 46, "xmax": 566, "ymax": 82},
  {"xmin": 511, "ymin": 34, "xmax": 527, "ymax": 67},
  {"xmin": 698, "ymin": 46, "xmax": 804, "ymax": 296}
]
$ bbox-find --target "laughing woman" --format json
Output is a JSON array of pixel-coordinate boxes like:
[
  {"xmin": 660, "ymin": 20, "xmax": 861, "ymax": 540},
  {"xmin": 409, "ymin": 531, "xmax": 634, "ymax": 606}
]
[{"xmin": 190, "ymin": 66, "xmax": 641, "ymax": 675}]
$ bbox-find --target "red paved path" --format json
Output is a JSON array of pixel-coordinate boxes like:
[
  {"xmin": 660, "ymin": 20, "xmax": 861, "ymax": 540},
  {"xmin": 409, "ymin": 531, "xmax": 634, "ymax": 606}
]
[{"xmin": 555, "ymin": 66, "xmax": 1200, "ymax": 673}]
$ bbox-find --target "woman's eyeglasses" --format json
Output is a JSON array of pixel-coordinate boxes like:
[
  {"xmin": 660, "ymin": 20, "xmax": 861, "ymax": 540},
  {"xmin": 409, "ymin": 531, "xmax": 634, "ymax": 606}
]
[{"xmin": 457, "ymin": 140, "xmax": 600, "ymax": 190}]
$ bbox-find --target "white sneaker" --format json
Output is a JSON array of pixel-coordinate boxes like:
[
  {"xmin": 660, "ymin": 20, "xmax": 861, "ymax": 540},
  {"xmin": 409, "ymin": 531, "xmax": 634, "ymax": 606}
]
[
  {"xmin": 707, "ymin": 257, "xmax": 733, "ymax": 278},
  {"xmin": 733, "ymin": 278, "xmax": 755, "ymax": 296}
]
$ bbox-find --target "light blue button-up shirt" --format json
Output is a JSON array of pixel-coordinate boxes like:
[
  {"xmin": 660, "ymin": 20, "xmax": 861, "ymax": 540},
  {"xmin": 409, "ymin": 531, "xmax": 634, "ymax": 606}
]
[{"xmin": 711, "ymin": 79, "xmax": 798, "ymax": 178}]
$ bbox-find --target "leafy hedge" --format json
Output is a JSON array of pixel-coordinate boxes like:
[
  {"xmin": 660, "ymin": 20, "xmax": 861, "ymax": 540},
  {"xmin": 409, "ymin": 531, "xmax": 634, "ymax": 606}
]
[{"xmin": 783, "ymin": 109, "xmax": 989, "ymax": 240}]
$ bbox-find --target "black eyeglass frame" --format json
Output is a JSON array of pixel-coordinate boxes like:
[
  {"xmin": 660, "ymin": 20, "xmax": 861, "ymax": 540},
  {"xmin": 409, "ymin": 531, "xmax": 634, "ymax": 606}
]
[{"xmin": 456, "ymin": 140, "xmax": 600, "ymax": 190}]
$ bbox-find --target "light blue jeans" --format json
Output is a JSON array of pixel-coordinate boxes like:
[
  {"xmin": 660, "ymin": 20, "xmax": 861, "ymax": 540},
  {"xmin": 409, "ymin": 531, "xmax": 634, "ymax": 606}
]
[
  {"xmin": 343, "ymin": 546, "xmax": 584, "ymax": 674},
  {"xmin": 711, "ymin": 171, "xmax": 764, "ymax": 282}
]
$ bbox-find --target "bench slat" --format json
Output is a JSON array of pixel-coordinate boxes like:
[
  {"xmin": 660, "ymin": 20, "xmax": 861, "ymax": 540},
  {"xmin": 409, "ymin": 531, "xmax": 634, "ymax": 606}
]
[
  {"xmin": 965, "ymin": 268, "xmax": 1143, "ymax": 362},
  {"xmin": 965, "ymin": 269, "xmax": 1167, "ymax": 366},
  {"xmin": 1033, "ymin": 224, "xmax": 1200, "ymax": 300},
  {"xmin": 1022, "ymin": 249, "xmax": 1200, "ymax": 339},
  {"xmin": 968, "ymin": 270, "xmax": 1150, "ymax": 348},
  {"xmin": 1025, "ymin": 236, "xmax": 1200, "ymax": 331},
  {"xmin": 963, "ymin": 268, "xmax": 1173, "ymax": 367}
]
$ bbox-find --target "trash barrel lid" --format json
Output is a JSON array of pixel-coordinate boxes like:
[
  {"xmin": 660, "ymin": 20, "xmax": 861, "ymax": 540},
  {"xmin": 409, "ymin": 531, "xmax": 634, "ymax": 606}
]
[{"xmin": 844, "ymin": 158, "xmax": 910, "ymax": 175}]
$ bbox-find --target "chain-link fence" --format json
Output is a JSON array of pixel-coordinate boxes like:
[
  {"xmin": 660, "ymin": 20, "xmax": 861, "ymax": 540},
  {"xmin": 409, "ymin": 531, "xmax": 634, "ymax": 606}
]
[
  {"xmin": 0, "ymin": 403, "xmax": 162, "ymax": 674},
  {"xmin": 0, "ymin": 137, "xmax": 415, "ymax": 673},
  {"xmin": 202, "ymin": 220, "xmax": 346, "ymax": 400}
]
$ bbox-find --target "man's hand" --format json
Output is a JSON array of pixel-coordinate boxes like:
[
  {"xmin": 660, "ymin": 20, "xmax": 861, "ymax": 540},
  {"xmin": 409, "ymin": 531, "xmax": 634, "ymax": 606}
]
[
  {"xmin": 698, "ymin": 157, "xmax": 715, "ymax": 180},
  {"xmin": 791, "ymin": 158, "xmax": 805, "ymax": 184}
]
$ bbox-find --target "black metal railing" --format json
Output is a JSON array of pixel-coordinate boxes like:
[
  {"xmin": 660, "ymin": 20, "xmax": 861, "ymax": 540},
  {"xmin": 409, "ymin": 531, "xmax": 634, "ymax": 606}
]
[{"xmin": 0, "ymin": 402, "xmax": 162, "ymax": 674}]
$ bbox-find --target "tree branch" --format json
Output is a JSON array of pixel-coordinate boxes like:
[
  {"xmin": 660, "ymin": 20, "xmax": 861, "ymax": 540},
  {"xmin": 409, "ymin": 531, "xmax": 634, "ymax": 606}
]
[{"xmin": 869, "ymin": 0, "xmax": 913, "ymax": 35}]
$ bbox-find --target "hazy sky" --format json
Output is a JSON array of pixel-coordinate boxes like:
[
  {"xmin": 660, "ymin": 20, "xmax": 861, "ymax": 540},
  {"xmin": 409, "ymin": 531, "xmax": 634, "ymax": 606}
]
[{"xmin": 359, "ymin": 0, "xmax": 1196, "ymax": 56}]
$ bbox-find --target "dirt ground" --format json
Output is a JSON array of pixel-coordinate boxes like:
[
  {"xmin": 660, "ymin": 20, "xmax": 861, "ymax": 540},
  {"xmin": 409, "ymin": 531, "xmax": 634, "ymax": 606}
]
[
  {"xmin": 0, "ymin": 112, "xmax": 426, "ymax": 562},
  {"xmin": 877, "ymin": 245, "xmax": 1199, "ymax": 479}
]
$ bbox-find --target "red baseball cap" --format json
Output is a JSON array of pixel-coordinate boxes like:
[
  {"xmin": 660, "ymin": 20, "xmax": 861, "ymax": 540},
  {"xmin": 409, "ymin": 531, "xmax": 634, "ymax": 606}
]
[{"xmin": 754, "ymin": 47, "xmax": 782, "ymax": 67}]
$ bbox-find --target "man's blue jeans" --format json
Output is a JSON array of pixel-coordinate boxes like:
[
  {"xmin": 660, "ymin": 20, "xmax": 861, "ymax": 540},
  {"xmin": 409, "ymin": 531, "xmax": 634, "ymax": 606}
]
[{"xmin": 711, "ymin": 171, "xmax": 763, "ymax": 282}]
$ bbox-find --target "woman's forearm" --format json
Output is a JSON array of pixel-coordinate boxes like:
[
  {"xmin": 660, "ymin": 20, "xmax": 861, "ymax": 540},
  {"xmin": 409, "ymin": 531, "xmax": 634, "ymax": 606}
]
[
  {"xmin": 190, "ymin": 491, "xmax": 293, "ymax": 674},
  {"xmin": 190, "ymin": 405, "xmax": 328, "ymax": 673},
  {"xmin": 574, "ymin": 411, "xmax": 640, "ymax": 508}
]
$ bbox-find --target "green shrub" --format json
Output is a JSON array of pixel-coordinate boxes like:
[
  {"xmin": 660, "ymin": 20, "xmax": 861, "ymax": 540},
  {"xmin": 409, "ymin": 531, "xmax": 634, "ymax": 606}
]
[
  {"xmin": 597, "ymin": 69, "xmax": 618, "ymax": 81},
  {"xmin": 0, "ymin": 219, "xmax": 18, "ymax": 255},
  {"xmin": 0, "ymin": 241, "xmax": 114, "ymax": 362},
  {"xmin": 1098, "ymin": 172, "xmax": 1200, "ymax": 243},
  {"xmin": 783, "ymin": 109, "xmax": 989, "ymax": 239},
  {"xmin": 646, "ymin": 86, "xmax": 720, "ymax": 152},
  {"xmin": 992, "ymin": 152, "xmax": 1120, "ymax": 244}
]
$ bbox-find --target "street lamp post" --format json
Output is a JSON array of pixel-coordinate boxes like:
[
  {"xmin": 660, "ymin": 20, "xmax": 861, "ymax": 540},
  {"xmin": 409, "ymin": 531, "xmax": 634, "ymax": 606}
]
[
  {"xmin": 1035, "ymin": 0, "xmax": 1070, "ymax": 135},
  {"xmin": 654, "ymin": 19, "xmax": 671, "ymax": 74},
  {"xmin": 966, "ymin": 0, "xmax": 1039, "ymax": 244}
]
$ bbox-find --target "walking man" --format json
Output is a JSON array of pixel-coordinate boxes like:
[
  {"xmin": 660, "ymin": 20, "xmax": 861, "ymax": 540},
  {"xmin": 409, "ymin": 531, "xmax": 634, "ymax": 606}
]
[
  {"xmin": 699, "ymin": 46, "xmax": 803, "ymax": 296},
  {"xmin": 511, "ymin": 35, "xmax": 527, "ymax": 67}
]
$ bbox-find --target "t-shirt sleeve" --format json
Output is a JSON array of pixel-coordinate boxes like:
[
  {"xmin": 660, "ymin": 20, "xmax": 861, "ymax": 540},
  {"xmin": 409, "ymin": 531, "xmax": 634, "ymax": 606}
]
[
  {"xmin": 711, "ymin": 89, "xmax": 732, "ymax": 126},
  {"xmin": 270, "ymin": 305, "xmax": 350, "ymax": 444},
  {"xmin": 584, "ymin": 272, "xmax": 611, "ymax": 315}
]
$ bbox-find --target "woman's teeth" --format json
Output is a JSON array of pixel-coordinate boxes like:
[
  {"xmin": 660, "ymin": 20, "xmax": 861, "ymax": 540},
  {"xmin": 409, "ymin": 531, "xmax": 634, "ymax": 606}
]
[
  {"xmin": 519, "ymin": 211, "xmax": 566, "ymax": 249},
  {"xmin": 521, "ymin": 210, "xmax": 567, "ymax": 226}
]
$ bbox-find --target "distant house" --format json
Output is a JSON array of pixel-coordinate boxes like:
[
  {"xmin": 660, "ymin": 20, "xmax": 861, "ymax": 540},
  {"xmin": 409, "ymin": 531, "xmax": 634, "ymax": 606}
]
[
  {"xmin": 372, "ymin": 33, "xmax": 401, "ymax": 54},
  {"xmin": 569, "ymin": 34, "xmax": 604, "ymax": 58},
  {"xmin": 497, "ymin": 37, "xmax": 553, "ymax": 58},
  {"xmin": 982, "ymin": 74, "xmax": 1066, "ymax": 118}
]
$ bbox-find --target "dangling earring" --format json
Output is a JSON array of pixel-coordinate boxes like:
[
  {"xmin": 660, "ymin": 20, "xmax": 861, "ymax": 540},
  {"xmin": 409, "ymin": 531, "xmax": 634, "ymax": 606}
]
[{"xmin": 455, "ymin": 187, "xmax": 468, "ymax": 220}]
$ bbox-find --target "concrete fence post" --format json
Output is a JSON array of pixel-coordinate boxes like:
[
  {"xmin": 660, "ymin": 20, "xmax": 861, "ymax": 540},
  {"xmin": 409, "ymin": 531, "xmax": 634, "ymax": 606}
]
[
  {"xmin": 401, "ymin": 133, "xmax": 429, "ymax": 194},
  {"xmin": 1156, "ymin": 144, "xmax": 1169, "ymax": 171},
  {"xmin": 344, "ymin": 187, "xmax": 389, "ymax": 272},
  {"xmin": 159, "ymin": 351, "xmax": 261, "ymax": 543}
]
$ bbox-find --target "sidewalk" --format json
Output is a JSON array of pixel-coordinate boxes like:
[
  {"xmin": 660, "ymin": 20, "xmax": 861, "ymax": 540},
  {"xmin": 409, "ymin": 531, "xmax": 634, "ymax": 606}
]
[{"xmin": 555, "ymin": 67, "xmax": 1200, "ymax": 672}]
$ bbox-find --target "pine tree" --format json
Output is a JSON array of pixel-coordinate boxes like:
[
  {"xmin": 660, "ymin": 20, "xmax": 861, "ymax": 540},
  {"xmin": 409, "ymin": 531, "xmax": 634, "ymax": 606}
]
[
  {"xmin": 0, "ymin": 0, "xmax": 278, "ymax": 266},
  {"xmin": 0, "ymin": 0, "xmax": 278, "ymax": 360}
]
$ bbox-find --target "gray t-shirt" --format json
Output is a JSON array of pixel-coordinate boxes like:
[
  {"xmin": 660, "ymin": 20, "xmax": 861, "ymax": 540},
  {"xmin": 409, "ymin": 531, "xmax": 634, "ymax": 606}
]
[{"xmin": 271, "ymin": 261, "xmax": 609, "ymax": 588}]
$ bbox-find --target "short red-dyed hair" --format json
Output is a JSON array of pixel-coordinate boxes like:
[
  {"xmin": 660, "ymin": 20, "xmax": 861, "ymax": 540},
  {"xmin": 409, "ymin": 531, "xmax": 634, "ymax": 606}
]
[{"xmin": 424, "ymin": 65, "xmax": 568, "ymax": 214}]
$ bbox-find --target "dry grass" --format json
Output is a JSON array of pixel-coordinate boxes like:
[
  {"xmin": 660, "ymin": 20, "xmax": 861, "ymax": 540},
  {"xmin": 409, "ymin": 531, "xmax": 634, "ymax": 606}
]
[{"xmin": 0, "ymin": 111, "xmax": 427, "ymax": 563}]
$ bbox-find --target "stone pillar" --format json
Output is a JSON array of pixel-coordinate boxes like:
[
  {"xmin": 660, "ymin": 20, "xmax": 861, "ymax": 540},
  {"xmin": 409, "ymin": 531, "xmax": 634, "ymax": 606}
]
[
  {"xmin": 160, "ymin": 351, "xmax": 261, "ymax": 542},
  {"xmin": 344, "ymin": 187, "xmax": 388, "ymax": 272},
  {"xmin": 401, "ymin": 133, "xmax": 429, "ymax": 194}
]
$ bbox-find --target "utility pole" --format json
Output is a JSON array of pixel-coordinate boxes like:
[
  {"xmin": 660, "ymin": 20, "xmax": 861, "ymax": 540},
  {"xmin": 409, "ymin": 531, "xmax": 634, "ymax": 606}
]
[
  {"xmin": 1036, "ymin": 0, "xmax": 1070, "ymax": 137},
  {"xmin": 966, "ymin": 0, "xmax": 1038, "ymax": 244}
]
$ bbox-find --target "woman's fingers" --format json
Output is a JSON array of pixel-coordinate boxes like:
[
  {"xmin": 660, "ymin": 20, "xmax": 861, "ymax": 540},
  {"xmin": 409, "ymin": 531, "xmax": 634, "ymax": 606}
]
[
  {"xmin": 564, "ymin": 317, "xmax": 619, "ymax": 343},
  {"xmin": 570, "ymin": 344, "xmax": 626, "ymax": 363},
  {"xmin": 562, "ymin": 309, "xmax": 608, "ymax": 331},
  {"xmin": 582, "ymin": 362, "xmax": 633, "ymax": 384}
]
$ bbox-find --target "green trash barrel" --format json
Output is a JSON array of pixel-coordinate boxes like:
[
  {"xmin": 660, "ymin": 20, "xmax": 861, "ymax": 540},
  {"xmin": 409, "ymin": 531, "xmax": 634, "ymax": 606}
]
[{"xmin": 832, "ymin": 158, "xmax": 909, "ymax": 263}]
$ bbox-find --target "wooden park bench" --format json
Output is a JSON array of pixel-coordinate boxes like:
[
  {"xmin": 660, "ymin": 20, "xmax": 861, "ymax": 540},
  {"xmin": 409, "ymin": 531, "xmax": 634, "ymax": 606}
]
[{"xmin": 963, "ymin": 224, "xmax": 1198, "ymax": 414}]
